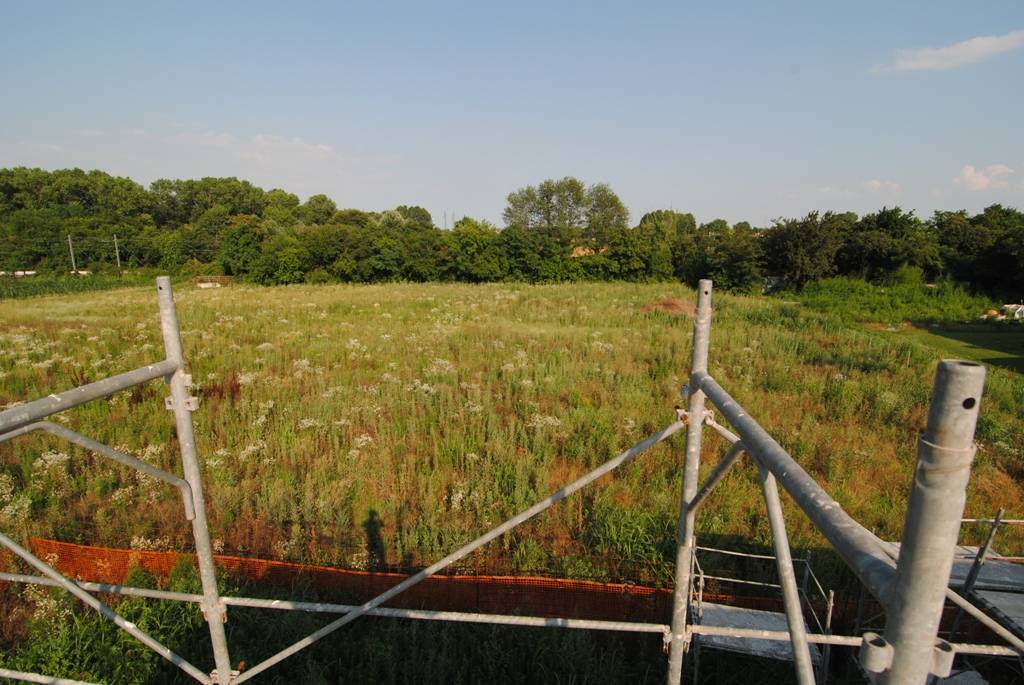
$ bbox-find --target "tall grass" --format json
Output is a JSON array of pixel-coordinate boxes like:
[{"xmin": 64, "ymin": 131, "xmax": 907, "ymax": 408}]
[
  {"xmin": 0, "ymin": 274, "xmax": 156, "ymax": 300},
  {"xmin": 794, "ymin": 273, "xmax": 994, "ymax": 324},
  {"xmin": 0, "ymin": 281, "xmax": 1020, "ymax": 583}
]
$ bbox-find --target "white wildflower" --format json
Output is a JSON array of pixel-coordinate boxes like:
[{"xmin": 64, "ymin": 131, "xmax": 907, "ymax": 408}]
[
  {"xmin": 130, "ymin": 535, "xmax": 171, "ymax": 551},
  {"xmin": 527, "ymin": 414, "xmax": 562, "ymax": 430},
  {"xmin": 111, "ymin": 486, "xmax": 135, "ymax": 505},
  {"xmin": 239, "ymin": 440, "xmax": 267, "ymax": 461},
  {"xmin": 428, "ymin": 358, "xmax": 455, "ymax": 374}
]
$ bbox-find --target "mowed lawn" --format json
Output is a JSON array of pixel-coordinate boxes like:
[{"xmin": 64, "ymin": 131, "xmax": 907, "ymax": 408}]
[
  {"xmin": 882, "ymin": 323, "xmax": 1024, "ymax": 375},
  {"xmin": 1, "ymin": 281, "xmax": 1022, "ymax": 582}
]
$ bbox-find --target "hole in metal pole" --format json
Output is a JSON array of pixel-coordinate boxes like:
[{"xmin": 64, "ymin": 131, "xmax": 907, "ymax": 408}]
[
  {"xmin": 962, "ymin": 398, "xmax": 976, "ymax": 409},
  {"xmin": 957, "ymin": 361, "xmax": 981, "ymax": 367}
]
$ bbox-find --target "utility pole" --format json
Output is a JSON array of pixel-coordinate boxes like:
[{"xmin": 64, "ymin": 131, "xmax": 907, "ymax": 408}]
[
  {"xmin": 67, "ymin": 235, "xmax": 77, "ymax": 274},
  {"xmin": 113, "ymin": 234, "xmax": 122, "ymax": 270}
]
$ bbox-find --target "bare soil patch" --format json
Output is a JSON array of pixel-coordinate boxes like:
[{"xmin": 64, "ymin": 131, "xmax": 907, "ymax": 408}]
[{"xmin": 641, "ymin": 298, "xmax": 695, "ymax": 316}]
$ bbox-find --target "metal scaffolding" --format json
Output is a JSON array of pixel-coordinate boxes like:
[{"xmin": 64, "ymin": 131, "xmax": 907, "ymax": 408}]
[{"xmin": 0, "ymin": 277, "xmax": 1020, "ymax": 684}]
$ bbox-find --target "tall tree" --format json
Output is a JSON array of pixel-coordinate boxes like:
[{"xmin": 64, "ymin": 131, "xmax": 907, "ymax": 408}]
[
  {"xmin": 299, "ymin": 194, "xmax": 338, "ymax": 224},
  {"xmin": 503, "ymin": 177, "xmax": 627, "ymax": 241},
  {"xmin": 838, "ymin": 207, "xmax": 940, "ymax": 280},
  {"xmin": 762, "ymin": 211, "xmax": 849, "ymax": 288},
  {"xmin": 584, "ymin": 183, "xmax": 629, "ymax": 245}
]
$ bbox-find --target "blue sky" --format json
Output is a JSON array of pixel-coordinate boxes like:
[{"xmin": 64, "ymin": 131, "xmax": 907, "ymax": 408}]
[{"xmin": 1, "ymin": 1, "xmax": 1022, "ymax": 226}]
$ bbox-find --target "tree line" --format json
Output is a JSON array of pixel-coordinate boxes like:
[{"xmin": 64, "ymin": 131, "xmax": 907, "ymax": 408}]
[{"xmin": 1, "ymin": 168, "xmax": 1022, "ymax": 297}]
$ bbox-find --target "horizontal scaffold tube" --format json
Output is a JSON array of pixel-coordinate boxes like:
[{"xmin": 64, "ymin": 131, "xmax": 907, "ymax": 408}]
[
  {"xmin": 690, "ymin": 625, "xmax": 1015, "ymax": 656},
  {"xmin": 0, "ymin": 572, "xmax": 669, "ymax": 636},
  {"xmin": 690, "ymin": 371, "xmax": 898, "ymax": 608},
  {"xmin": 0, "ymin": 359, "xmax": 177, "ymax": 434},
  {"xmin": 4, "ymin": 572, "xmax": 1013, "ymax": 658},
  {"xmin": 0, "ymin": 668, "xmax": 100, "ymax": 685}
]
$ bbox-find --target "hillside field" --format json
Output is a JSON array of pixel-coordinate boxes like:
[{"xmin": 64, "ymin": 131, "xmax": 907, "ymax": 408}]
[{"xmin": 1, "ymin": 281, "xmax": 1022, "ymax": 583}]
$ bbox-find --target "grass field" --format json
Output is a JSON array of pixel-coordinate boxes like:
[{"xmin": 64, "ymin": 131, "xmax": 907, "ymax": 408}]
[
  {"xmin": 877, "ymin": 323, "xmax": 1024, "ymax": 374},
  {"xmin": 1, "ymin": 280, "xmax": 1022, "ymax": 585}
]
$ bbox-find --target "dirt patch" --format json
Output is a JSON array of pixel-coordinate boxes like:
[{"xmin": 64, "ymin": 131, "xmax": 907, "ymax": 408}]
[{"xmin": 641, "ymin": 298, "xmax": 695, "ymax": 316}]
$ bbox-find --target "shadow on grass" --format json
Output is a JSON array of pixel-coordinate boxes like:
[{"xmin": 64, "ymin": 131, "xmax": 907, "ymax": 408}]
[{"xmin": 911, "ymin": 322, "xmax": 1024, "ymax": 374}]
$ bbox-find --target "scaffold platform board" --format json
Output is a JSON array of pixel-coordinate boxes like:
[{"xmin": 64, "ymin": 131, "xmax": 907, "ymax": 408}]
[{"xmin": 695, "ymin": 603, "xmax": 822, "ymax": 664}]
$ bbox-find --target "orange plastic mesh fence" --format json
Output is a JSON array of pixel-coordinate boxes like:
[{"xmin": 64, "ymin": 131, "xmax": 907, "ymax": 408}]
[
  {"xmin": 3, "ymin": 540, "xmax": 998, "ymax": 642},
  {"xmin": 20, "ymin": 538, "xmax": 677, "ymax": 624}
]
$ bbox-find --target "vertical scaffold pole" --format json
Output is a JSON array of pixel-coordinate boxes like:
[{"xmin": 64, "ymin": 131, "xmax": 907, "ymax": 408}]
[
  {"xmin": 759, "ymin": 464, "xmax": 816, "ymax": 685},
  {"xmin": 156, "ymin": 277, "xmax": 234, "ymax": 685},
  {"xmin": 667, "ymin": 279, "xmax": 712, "ymax": 684},
  {"xmin": 882, "ymin": 360, "xmax": 985, "ymax": 684}
]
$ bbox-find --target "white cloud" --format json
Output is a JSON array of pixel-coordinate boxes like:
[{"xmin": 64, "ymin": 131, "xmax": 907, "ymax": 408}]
[
  {"xmin": 864, "ymin": 179, "xmax": 902, "ymax": 193},
  {"xmin": 875, "ymin": 29, "xmax": 1024, "ymax": 72},
  {"xmin": 1, "ymin": 123, "xmax": 402, "ymax": 209},
  {"xmin": 172, "ymin": 131, "xmax": 337, "ymax": 167},
  {"xmin": 955, "ymin": 163, "xmax": 1014, "ymax": 191},
  {"xmin": 817, "ymin": 179, "xmax": 902, "ymax": 196},
  {"xmin": 174, "ymin": 131, "xmax": 238, "ymax": 149}
]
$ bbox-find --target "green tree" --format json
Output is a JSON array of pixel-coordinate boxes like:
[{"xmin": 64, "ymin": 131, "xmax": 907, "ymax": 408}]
[
  {"xmin": 584, "ymin": 183, "xmax": 629, "ymax": 246},
  {"xmin": 263, "ymin": 189, "xmax": 301, "ymax": 226},
  {"xmin": 395, "ymin": 205, "xmax": 434, "ymax": 229},
  {"xmin": 838, "ymin": 207, "xmax": 940, "ymax": 280},
  {"xmin": 218, "ymin": 215, "xmax": 267, "ymax": 276},
  {"xmin": 504, "ymin": 177, "xmax": 616, "ymax": 234},
  {"xmin": 299, "ymin": 194, "xmax": 338, "ymax": 224},
  {"xmin": 762, "ymin": 211, "xmax": 849, "ymax": 288},
  {"xmin": 445, "ymin": 218, "xmax": 507, "ymax": 282}
]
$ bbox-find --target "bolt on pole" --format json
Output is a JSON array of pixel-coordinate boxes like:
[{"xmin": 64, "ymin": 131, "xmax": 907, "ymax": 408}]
[
  {"xmin": 881, "ymin": 360, "xmax": 986, "ymax": 684},
  {"xmin": 667, "ymin": 279, "xmax": 712, "ymax": 684},
  {"xmin": 156, "ymin": 277, "xmax": 234, "ymax": 684}
]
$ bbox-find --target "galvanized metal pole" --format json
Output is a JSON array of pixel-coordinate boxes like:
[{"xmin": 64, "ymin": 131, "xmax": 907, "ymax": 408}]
[
  {"xmin": 882, "ymin": 360, "xmax": 985, "ymax": 684},
  {"xmin": 0, "ymin": 359, "xmax": 177, "ymax": 435},
  {"xmin": 759, "ymin": 464, "xmax": 816, "ymax": 685},
  {"xmin": 668, "ymin": 279, "xmax": 712, "ymax": 684},
  {"xmin": 156, "ymin": 277, "xmax": 234, "ymax": 685},
  {"xmin": 113, "ymin": 234, "xmax": 121, "ymax": 270},
  {"xmin": 689, "ymin": 441, "xmax": 745, "ymax": 514},
  {"xmin": 950, "ymin": 508, "xmax": 1004, "ymax": 640},
  {"xmin": 67, "ymin": 234, "xmax": 77, "ymax": 273},
  {"xmin": 692, "ymin": 370, "xmax": 898, "ymax": 606},
  {"xmin": 822, "ymin": 590, "xmax": 834, "ymax": 685}
]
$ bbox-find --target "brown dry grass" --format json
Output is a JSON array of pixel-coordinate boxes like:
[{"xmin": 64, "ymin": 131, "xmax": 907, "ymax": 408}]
[{"xmin": 641, "ymin": 298, "xmax": 695, "ymax": 316}]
